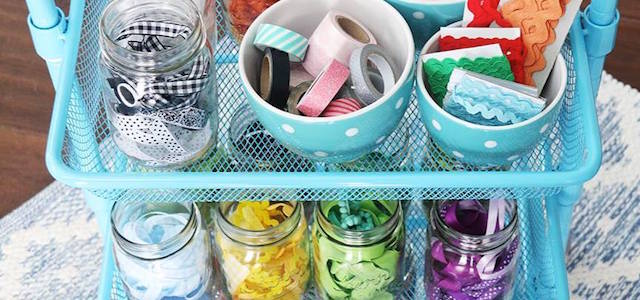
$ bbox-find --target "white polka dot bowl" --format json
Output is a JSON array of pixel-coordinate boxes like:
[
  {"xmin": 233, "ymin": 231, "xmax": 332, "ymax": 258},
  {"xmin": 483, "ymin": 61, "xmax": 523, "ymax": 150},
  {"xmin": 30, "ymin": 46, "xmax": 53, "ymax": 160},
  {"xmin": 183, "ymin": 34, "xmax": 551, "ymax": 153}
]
[
  {"xmin": 385, "ymin": 0, "xmax": 465, "ymax": 49},
  {"xmin": 239, "ymin": 0, "xmax": 415, "ymax": 163},
  {"xmin": 416, "ymin": 27, "xmax": 568, "ymax": 166}
]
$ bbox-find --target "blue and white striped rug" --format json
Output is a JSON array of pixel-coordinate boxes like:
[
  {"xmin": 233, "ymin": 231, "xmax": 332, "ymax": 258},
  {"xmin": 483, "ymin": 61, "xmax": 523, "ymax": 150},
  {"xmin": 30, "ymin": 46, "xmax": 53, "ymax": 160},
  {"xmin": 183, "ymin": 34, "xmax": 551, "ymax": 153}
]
[{"xmin": 0, "ymin": 73, "xmax": 638, "ymax": 299}]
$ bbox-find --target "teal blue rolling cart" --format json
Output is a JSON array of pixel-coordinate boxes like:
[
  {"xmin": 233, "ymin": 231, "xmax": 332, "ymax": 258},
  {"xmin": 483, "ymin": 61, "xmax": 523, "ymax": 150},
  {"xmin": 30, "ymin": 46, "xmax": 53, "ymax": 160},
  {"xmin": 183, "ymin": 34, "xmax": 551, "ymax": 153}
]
[{"xmin": 26, "ymin": 0, "xmax": 619, "ymax": 298}]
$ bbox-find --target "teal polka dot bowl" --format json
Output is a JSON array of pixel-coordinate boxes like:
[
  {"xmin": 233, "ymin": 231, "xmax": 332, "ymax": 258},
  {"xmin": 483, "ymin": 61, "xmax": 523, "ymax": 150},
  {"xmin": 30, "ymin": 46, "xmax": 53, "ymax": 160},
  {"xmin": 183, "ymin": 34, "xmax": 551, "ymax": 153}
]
[
  {"xmin": 385, "ymin": 0, "xmax": 465, "ymax": 49},
  {"xmin": 416, "ymin": 28, "xmax": 568, "ymax": 167},
  {"xmin": 239, "ymin": 0, "xmax": 415, "ymax": 163}
]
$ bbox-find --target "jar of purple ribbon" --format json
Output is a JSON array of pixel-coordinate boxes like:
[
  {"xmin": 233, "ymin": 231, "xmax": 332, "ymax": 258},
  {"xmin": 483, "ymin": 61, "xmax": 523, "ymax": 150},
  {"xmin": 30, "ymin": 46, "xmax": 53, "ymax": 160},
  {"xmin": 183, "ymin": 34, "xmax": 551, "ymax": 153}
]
[{"xmin": 425, "ymin": 199, "xmax": 520, "ymax": 300}]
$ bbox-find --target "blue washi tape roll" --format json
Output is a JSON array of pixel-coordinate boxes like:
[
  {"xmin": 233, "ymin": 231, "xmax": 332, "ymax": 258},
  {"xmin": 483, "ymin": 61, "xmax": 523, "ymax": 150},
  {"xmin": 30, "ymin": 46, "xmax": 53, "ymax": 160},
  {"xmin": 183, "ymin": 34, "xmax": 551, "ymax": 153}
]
[{"xmin": 254, "ymin": 24, "xmax": 309, "ymax": 62}]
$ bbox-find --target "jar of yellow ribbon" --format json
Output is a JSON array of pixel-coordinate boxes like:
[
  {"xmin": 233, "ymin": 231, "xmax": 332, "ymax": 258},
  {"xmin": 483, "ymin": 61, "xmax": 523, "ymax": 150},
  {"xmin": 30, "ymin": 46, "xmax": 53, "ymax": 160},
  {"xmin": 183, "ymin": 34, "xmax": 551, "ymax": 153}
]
[{"xmin": 214, "ymin": 200, "xmax": 310, "ymax": 299}]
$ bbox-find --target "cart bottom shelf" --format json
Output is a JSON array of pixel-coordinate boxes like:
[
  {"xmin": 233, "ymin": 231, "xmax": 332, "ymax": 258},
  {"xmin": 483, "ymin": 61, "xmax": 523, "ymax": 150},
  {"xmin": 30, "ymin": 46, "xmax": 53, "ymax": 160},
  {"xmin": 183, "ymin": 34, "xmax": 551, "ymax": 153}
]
[{"xmin": 109, "ymin": 200, "xmax": 560, "ymax": 299}]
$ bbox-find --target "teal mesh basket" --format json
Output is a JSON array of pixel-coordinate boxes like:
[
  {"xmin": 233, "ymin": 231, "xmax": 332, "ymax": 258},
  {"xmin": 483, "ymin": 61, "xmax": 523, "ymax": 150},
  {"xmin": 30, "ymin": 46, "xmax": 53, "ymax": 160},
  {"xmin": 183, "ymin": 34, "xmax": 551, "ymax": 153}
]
[{"xmin": 35, "ymin": 0, "xmax": 609, "ymax": 299}]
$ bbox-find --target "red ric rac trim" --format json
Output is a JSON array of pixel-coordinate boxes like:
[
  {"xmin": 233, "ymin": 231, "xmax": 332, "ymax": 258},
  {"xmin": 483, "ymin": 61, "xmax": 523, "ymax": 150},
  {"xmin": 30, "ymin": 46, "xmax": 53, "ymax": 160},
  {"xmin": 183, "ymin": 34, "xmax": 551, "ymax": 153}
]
[
  {"xmin": 439, "ymin": 36, "xmax": 527, "ymax": 84},
  {"xmin": 467, "ymin": 0, "xmax": 512, "ymax": 27}
]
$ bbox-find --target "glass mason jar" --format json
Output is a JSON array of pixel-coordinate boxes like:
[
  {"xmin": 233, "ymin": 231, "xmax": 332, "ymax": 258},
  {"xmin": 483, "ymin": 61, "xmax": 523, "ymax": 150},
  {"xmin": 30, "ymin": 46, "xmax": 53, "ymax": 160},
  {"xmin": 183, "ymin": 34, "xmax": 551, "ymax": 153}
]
[
  {"xmin": 99, "ymin": 0, "xmax": 218, "ymax": 168},
  {"xmin": 214, "ymin": 201, "xmax": 310, "ymax": 299},
  {"xmin": 313, "ymin": 200, "xmax": 406, "ymax": 299},
  {"xmin": 111, "ymin": 202, "xmax": 215, "ymax": 300},
  {"xmin": 425, "ymin": 200, "xmax": 520, "ymax": 300},
  {"xmin": 223, "ymin": 0, "xmax": 279, "ymax": 43}
]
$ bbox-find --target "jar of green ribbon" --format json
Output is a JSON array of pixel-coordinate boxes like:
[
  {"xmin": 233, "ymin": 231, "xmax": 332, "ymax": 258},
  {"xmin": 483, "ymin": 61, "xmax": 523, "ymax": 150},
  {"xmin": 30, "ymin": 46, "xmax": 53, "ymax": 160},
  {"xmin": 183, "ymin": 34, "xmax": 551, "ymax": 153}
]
[{"xmin": 312, "ymin": 200, "xmax": 405, "ymax": 300}]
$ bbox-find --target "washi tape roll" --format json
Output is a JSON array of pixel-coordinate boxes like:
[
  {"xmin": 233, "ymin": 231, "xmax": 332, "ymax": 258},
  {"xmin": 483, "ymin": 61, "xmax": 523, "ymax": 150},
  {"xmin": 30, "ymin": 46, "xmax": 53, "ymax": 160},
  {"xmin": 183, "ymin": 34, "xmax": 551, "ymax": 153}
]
[
  {"xmin": 320, "ymin": 98, "xmax": 362, "ymax": 117},
  {"xmin": 302, "ymin": 10, "xmax": 377, "ymax": 77},
  {"xmin": 349, "ymin": 44, "xmax": 397, "ymax": 106},
  {"xmin": 286, "ymin": 81, "xmax": 313, "ymax": 115},
  {"xmin": 290, "ymin": 63, "xmax": 315, "ymax": 88},
  {"xmin": 296, "ymin": 59, "xmax": 350, "ymax": 117},
  {"xmin": 259, "ymin": 47, "xmax": 290, "ymax": 110},
  {"xmin": 253, "ymin": 24, "xmax": 309, "ymax": 62}
]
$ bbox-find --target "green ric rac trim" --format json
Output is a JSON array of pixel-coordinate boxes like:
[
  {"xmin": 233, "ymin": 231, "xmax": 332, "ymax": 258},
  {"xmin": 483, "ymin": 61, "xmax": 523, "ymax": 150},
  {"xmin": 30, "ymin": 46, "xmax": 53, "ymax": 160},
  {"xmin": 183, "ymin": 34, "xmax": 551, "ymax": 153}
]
[{"xmin": 423, "ymin": 56, "xmax": 515, "ymax": 106}]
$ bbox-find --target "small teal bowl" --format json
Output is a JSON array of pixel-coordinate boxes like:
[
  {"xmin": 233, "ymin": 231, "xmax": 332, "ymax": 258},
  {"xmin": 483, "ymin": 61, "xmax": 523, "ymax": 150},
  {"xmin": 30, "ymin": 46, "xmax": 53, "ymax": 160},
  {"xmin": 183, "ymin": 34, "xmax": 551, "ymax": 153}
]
[
  {"xmin": 385, "ymin": 0, "xmax": 465, "ymax": 49},
  {"xmin": 416, "ymin": 28, "xmax": 568, "ymax": 166},
  {"xmin": 239, "ymin": 0, "xmax": 415, "ymax": 163}
]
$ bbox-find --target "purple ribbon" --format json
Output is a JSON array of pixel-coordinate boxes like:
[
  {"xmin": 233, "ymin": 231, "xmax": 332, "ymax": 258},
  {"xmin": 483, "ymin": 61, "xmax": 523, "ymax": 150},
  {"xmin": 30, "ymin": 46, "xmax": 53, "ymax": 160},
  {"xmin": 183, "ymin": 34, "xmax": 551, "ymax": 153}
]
[{"xmin": 428, "ymin": 200, "xmax": 518, "ymax": 300}]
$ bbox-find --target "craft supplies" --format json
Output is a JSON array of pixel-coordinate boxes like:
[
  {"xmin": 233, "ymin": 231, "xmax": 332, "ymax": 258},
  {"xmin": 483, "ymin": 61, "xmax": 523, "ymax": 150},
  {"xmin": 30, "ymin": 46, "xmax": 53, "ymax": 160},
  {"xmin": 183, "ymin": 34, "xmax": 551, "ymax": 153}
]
[
  {"xmin": 253, "ymin": 24, "xmax": 309, "ymax": 62},
  {"xmin": 290, "ymin": 63, "xmax": 315, "ymax": 87},
  {"xmin": 111, "ymin": 202, "xmax": 215, "ymax": 300},
  {"xmin": 416, "ymin": 27, "xmax": 568, "ymax": 165},
  {"xmin": 320, "ymin": 98, "xmax": 362, "ymax": 117},
  {"xmin": 501, "ymin": 0, "xmax": 581, "ymax": 91},
  {"xmin": 422, "ymin": 44, "xmax": 514, "ymax": 106},
  {"xmin": 443, "ymin": 68, "xmax": 546, "ymax": 126},
  {"xmin": 239, "ymin": 0, "xmax": 414, "ymax": 163},
  {"xmin": 349, "ymin": 44, "xmax": 398, "ymax": 106},
  {"xmin": 224, "ymin": 0, "xmax": 279, "ymax": 42},
  {"xmin": 250, "ymin": 10, "xmax": 398, "ymax": 119},
  {"xmin": 296, "ymin": 59, "xmax": 350, "ymax": 117},
  {"xmin": 302, "ymin": 10, "xmax": 377, "ymax": 77},
  {"xmin": 439, "ymin": 27, "xmax": 526, "ymax": 84},
  {"xmin": 462, "ymin": 0, "xmax": 511, "ymax": 27},
  {"xmin": 286, "ymin": 81, "xmax": 312, "ymax": 115},
  {"xmin": 258, "ymin": 47, "xmax": 290, "ymax": 110},
  {"xmin": 425, "ymin": 199, "xmax": 519, "ymax": 300},
  {"xmin": 459, "ymin": 0, "xmax": 582, "ymax": 91},
  {"xmin": 313, "ymin": 200, "xmax": 405, "ymax": 299},
  {"xmin": 99, "ymin": 0, "xmax": 217, "ymax": 168},
  {"xmin": 214, "ymin": 201, "xmax": 310, "ymax": 300}
]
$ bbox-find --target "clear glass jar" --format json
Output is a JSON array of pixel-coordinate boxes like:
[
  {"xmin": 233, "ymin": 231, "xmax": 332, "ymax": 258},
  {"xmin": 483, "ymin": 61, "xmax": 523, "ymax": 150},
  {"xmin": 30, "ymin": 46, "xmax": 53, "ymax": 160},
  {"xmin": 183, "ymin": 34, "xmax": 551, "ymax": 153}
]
[
  {"xmin": 111, "ymin": 202, "xmax": 215, "ymax": 300},
  {"xmin": 425, "ymin": 200, "xmax": 520, "ymax": 300},
  {"xmin": 313, "ymin": 200, "xmax": 406, "ymax": 299},
  {"xmin": 214, "ymin": 200, "xmax": 310, "ymax": 299},
  {"xmin": 99, "ymin": 0, "xmax": 218, "ymax": 168},
  {"xmin": 223, "ymin": 0, "xmax": 279, "ymax": 43}
]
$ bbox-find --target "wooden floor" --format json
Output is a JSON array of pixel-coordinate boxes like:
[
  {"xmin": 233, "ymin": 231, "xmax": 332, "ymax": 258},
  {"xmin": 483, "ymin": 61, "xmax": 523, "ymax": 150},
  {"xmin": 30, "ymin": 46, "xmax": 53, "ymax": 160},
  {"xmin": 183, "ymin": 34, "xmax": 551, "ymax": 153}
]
[{"xmin": 0, "ymin": 1, "xmax": 637, "ymax": 217}]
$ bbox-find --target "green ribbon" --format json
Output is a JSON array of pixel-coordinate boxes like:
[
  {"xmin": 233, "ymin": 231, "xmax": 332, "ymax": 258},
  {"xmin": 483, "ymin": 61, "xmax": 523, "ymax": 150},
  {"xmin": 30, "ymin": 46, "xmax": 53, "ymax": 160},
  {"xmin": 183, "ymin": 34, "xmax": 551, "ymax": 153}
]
[
  {"xmin": 314, "ymin": 200, "xmax": 403, "ymax": 299},
  {"xmin": 423, "ymin": 56, "xmax": 515, "ymax": 106}
]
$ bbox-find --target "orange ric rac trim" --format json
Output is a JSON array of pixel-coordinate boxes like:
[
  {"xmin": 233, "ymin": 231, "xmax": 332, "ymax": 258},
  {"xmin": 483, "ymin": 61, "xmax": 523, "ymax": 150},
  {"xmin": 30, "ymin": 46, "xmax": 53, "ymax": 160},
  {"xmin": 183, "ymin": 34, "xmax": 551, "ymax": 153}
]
[{"xmin": 500, "ymin": 0, "xmax": 567, "ymax": 86}]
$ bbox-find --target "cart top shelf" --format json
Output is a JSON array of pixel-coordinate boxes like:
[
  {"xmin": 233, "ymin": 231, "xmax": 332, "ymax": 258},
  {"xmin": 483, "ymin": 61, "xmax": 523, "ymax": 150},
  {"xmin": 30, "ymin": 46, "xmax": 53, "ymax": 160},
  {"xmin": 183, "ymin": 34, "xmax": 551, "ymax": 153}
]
[{"xmin": 44, "ymin": 0, "xmax": 601, "ymax": 202}]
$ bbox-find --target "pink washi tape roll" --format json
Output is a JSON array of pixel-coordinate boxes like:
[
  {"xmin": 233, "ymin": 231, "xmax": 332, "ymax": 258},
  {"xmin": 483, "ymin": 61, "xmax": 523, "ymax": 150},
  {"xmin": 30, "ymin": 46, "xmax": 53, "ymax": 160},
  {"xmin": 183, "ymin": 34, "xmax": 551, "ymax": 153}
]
[
  {"xmin": 320, "ymin": 98, "xmax": 362, "ymax": 117},
  {"xmin": 297, "ymin": 59, "xmax": 350, "ymax": 117},
  {"xmin": 302, "ymin": 10, "xmax": 377, "ymax": 77}
]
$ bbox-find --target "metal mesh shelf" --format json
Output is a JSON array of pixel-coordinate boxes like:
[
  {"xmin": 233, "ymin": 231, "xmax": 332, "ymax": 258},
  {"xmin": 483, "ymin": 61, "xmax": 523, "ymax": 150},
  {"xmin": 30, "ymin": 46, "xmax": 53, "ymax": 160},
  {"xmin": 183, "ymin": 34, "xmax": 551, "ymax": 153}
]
[{"xmin": 46, "ymin": 0, "xmax": 600, "ymax": 204}]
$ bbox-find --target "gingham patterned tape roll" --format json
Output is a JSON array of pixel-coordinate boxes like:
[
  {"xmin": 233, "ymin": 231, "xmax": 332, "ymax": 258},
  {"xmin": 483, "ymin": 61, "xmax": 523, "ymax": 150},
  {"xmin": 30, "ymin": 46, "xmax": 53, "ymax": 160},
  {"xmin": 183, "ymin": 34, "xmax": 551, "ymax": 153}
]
[
  {"xmin": 254, "ymin": 24, "xmax": 309, "ymax": 62},
  {"xmin": 320, "ymin": 98, "xmax": 362, "ymax": 117}
]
